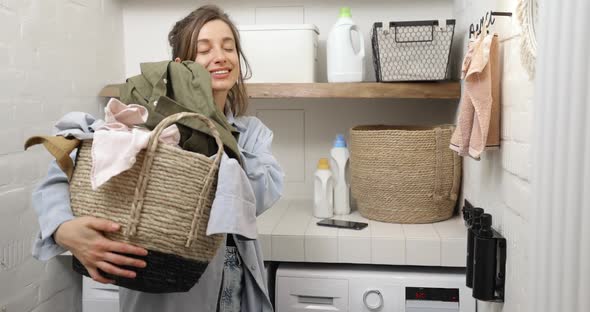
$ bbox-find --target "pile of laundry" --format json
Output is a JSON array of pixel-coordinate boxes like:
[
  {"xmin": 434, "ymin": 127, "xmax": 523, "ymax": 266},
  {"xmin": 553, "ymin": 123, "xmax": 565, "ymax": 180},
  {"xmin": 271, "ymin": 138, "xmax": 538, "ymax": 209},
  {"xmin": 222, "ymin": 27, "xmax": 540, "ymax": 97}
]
[{"xmin": 24, "ymin": 60, "xmax": 258, "ymax": 239}]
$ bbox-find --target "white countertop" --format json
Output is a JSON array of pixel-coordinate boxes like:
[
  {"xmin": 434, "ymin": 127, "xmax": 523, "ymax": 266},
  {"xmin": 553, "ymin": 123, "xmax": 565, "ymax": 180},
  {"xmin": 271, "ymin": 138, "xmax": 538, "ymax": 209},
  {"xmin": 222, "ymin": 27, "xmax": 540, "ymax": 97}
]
[
  {"xmin": 257, "ymin": 199, "xmax": 467, "ymax": 267},
  {"xmin": 61, "ymin": 199, "xmax": 467, "ymax": 267}
]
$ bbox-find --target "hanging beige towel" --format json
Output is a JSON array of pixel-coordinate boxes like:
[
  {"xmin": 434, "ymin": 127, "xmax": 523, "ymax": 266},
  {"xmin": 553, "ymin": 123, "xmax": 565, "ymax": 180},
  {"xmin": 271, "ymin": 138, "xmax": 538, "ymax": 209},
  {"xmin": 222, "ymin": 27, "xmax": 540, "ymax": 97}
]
[{"xmin": 450, "ymin": 34, "xmax": 500, "ymax": 159}]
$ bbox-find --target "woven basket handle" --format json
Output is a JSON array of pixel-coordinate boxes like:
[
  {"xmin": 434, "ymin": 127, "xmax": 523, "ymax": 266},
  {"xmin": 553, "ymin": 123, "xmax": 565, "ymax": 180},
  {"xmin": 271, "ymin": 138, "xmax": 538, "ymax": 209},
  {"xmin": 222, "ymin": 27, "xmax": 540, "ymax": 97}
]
[{"xmin": 125, "ymin": 112, "xmax": 224, "ymax": 248}]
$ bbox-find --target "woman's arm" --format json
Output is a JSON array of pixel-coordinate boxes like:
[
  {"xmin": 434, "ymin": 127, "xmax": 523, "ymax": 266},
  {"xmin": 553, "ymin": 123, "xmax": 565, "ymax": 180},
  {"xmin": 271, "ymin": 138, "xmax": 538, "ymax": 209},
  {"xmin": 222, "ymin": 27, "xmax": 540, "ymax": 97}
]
[
  {"xmin": 32, "ymin": 158, "xmax": 76, "ymax": 260},
  {"xmin": 237, "ymin": 117, "xmax": 284, "ymax": 216},
  {"xmin": 32, "ymin": 153, "xmax": 148, "ymax": 284}
]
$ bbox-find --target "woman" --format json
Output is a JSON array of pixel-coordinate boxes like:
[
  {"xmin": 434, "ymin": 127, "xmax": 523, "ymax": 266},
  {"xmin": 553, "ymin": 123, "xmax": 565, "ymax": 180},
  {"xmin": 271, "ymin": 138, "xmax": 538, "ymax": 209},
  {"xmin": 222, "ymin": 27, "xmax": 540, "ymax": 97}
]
[{"xmin": 32, "ymin": 5, "xmax": 283, "ymax": 312}]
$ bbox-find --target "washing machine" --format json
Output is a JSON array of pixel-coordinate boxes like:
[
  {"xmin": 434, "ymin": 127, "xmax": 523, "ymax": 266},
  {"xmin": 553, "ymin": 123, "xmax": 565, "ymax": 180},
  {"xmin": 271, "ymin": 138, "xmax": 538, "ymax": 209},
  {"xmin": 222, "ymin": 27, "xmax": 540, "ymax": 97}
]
[
  {"xmin": 81, "ymin": 263, "xmax": 276, "ymax": 312},
  {"xmin": 275, "ymin": 263, "xmax": 475, "ymax": 312}
]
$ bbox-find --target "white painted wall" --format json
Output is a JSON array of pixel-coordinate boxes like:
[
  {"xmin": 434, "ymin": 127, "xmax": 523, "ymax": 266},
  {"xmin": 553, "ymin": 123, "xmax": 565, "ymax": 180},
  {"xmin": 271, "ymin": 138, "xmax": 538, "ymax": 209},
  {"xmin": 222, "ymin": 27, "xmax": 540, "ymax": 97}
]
[
  {"xmin": 122, "ymin": 0, "xmax": 455, "ymax": 80},
  {"xmin": 0, "ymin": 0, "xmax": 125, "ymax": 311},
  {"xmin": 452, "ymin": 0, "xmax": 534, "ymax": 311}
]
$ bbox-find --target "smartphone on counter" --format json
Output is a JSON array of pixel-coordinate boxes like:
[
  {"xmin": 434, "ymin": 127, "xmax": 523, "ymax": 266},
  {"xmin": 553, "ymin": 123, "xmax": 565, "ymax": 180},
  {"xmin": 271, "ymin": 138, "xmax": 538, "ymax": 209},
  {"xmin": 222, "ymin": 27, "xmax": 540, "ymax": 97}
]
[{"xmin": 316, "ymin": 218, "xmax": 368, "ymax": 230}]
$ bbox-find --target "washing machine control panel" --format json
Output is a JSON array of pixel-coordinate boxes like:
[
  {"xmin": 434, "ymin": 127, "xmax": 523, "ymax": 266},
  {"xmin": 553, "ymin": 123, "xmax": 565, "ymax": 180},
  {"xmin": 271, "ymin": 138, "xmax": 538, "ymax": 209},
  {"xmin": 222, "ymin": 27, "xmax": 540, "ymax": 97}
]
[
  {"xmin": 405, "ymin": 287, "xmax": 460, "ymax": 312},
  {"xmin": 406, "ymin": 287, "xmax": 459, "ymax": 302}
]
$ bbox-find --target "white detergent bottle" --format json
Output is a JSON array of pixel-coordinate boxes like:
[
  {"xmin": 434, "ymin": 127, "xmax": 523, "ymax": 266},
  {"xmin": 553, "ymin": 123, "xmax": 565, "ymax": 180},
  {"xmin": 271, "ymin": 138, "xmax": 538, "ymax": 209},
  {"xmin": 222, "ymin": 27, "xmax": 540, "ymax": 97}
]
[
  {"xmin": 327, "ymin": 7, "xmax": 365, "ymax": 82},
  {"xmin": 330, "ymin": 134, "xmax": 350, "ymax": 215},
  {"xmin": 313, "ymin": 158, "xmax": 334, "ymax": 219}
]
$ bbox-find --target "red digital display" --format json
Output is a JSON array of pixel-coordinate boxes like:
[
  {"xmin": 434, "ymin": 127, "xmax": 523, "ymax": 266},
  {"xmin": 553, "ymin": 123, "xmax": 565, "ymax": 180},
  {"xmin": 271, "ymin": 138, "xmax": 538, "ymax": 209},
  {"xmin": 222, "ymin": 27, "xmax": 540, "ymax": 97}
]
[
  {"xmin": 415, "ymin": 292, "xmax": 426, "ymax": 300},
  {"xmin": 406, "ymin": 287, "xmax": 460, "ymax": 302}
]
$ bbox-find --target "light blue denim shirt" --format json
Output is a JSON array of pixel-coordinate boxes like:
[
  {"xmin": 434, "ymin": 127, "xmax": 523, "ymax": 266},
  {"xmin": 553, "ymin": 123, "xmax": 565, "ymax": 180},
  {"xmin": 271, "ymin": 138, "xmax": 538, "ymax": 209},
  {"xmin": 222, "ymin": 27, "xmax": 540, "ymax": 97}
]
[{"xmin": 31, "ymin": 111, "xmax": 284, "ymax": 312}]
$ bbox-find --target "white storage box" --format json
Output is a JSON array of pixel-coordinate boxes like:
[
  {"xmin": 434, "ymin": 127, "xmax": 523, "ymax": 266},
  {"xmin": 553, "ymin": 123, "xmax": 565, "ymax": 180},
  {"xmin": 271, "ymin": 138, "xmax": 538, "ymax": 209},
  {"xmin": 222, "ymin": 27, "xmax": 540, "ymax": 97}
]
[{"xmin": 237, "ymin": 24, "xmax": 319, "ymax": 83}]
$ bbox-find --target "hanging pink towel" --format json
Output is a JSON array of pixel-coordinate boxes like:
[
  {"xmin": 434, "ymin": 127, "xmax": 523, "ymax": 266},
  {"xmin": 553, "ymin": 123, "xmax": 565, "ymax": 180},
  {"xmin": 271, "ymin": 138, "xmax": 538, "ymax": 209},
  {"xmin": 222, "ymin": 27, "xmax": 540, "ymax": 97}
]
[
  {"xmin": 91, "ymin": 98, "xmax": 180, "ymax": 190},
  {"xmin": 450, "ymin": 33, "xmax": 500, "ymax": 159}
]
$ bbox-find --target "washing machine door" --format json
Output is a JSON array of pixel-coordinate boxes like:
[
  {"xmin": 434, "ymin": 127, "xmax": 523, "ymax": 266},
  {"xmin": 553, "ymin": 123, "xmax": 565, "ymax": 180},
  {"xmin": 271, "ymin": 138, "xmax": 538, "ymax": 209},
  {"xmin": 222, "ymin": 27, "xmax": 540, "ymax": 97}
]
[{"xmin": 350, "ymin": 281, "xmax": 403, "ymax": 311}]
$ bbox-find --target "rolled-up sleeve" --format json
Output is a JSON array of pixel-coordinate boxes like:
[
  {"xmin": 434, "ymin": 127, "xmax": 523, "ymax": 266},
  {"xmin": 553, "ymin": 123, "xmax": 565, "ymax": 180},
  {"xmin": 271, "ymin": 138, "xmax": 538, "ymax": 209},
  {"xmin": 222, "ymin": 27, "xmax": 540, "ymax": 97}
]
[
  {"xmin": 32, "ymin": 112, "xmax": 100, "ymax": 260},
  {"xmin": 236, "ymin": 117, "xmax": 284, "ymax": 216},
  {"xmin": 31, "ymin": 153, "xmax": 75, "ymax": 261}
]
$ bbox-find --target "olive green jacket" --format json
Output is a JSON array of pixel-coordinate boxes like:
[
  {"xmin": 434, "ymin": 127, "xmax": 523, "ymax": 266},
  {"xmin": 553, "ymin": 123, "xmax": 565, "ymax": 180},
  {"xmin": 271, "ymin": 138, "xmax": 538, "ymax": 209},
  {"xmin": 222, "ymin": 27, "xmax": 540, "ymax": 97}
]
[{"xmin": 120, "ymin": 60, "xmax": 242, "ymax": 162}]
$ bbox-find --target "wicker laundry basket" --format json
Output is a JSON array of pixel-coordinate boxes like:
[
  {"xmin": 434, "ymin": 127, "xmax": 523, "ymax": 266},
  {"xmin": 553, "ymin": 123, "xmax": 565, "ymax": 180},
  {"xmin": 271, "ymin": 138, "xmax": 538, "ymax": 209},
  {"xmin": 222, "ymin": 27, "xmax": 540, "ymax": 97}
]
[
  {"xmin": 350, "ymin": 125, "xmax": 461, "ymax": 224},
  {"xmin": 69, "ymin": 112, "xmax": 224, "ymax": 293}
]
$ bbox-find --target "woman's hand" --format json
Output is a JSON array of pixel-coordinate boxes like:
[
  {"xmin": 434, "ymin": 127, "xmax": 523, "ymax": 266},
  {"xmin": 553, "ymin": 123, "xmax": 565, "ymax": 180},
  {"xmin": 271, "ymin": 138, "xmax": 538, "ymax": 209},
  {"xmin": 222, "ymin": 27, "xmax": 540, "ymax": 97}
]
[{"xmin": 54, "ymin": 216, "xmax": 148, "ymax": 284}]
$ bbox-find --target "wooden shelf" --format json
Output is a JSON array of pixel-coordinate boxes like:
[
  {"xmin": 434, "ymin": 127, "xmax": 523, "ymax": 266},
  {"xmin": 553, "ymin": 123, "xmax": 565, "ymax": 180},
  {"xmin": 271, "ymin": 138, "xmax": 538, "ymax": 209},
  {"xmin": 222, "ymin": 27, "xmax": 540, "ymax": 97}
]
[
  {"xmin": 246, "ymin": 82, "xmax": 460, "ymax": 99},
  {"xmin": 99, "ymin": 82, "xmax": 460, "ymax": 100},
  {"xmin": 99, "ymin": 84, "xmax": 123, "ymax": 97}
]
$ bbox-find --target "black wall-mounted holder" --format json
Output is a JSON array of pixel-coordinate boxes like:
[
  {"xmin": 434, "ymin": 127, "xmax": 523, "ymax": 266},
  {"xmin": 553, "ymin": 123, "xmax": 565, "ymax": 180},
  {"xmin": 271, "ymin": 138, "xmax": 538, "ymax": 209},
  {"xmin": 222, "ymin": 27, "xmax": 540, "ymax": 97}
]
[
  {"xmin": 462, "ymin": 200, "xmax": 507, "ymax": 303},
  {"xmin": 465, "ymin": 206, "xmax": 484, "ymax": 289}
]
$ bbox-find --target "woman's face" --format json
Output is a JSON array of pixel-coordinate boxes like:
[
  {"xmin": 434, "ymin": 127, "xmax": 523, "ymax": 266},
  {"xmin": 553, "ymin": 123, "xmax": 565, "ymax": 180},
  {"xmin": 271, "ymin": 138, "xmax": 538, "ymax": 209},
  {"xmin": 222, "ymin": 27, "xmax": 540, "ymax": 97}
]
[{"xmin": 195, "ymin": 19, "xmax": 240, "ymax": 94}]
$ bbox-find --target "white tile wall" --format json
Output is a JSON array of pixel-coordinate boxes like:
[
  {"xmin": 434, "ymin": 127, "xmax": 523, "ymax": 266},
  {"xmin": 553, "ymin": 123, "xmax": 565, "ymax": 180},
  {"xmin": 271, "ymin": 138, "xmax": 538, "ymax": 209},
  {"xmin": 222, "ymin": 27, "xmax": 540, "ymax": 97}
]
[
  {"xmin": 304, "ymin": 218, "xmax": 339, "ymax": 263},
  {"xmin": 370, "ymin": 221, "xmax": 406, "ymax": 265},
  {"xmin": 0, "ymin": 0, "xmax": 125, "ymax": 311},
  {"xmin": 259, "ymin": 201, "xmax": 467, "ymax": 267},
  {"xmin": 271, "ymin": 200, "xmax": 312, "ymax": 261},
  {"xmin": 336, "ymin": 213, "xmax": 372, "ymax": 264},
  {"xmin": 403, "ymin": 224, "xmax": 441, "ymax": 265},
  {"xmin": 453, "ymin": 0, "xmax": 535, "ymax": 311}
]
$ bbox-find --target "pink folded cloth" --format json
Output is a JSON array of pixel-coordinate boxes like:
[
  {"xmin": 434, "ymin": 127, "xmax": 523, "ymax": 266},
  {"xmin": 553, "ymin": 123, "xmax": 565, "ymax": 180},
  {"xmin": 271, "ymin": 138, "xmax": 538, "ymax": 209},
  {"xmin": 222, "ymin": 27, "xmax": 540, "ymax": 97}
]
[
  {"xmin": 91, "ymin": 98, "xmax": 180, "ymax": 190},
  {"xmin": 450, "ymin": 33, "xmax": 500, "ymax": 159}
]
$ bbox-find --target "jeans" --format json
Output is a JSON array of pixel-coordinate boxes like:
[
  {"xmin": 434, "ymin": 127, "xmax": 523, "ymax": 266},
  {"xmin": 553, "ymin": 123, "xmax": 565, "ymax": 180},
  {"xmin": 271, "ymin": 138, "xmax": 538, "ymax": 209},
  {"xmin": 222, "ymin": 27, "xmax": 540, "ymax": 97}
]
[{"xmin": 218, "ymin": 246, "xmax": 243, "ymax": 312}]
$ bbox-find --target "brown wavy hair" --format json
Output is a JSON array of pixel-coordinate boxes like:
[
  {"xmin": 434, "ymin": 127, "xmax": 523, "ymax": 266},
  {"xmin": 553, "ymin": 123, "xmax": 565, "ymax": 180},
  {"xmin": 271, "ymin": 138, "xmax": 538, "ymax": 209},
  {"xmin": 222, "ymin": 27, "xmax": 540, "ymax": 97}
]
[{"xmin": 168, "ymin": 5, "xmax": 251, "ymax": 116}]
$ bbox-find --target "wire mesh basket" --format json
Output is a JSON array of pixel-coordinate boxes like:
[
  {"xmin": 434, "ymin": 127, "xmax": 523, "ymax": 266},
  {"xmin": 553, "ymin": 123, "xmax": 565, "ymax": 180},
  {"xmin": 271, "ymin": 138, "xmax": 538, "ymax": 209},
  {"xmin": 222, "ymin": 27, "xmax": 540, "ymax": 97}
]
[{"xmin": 371, "ymin": 20, "xmax": 455, "ymax": 82}]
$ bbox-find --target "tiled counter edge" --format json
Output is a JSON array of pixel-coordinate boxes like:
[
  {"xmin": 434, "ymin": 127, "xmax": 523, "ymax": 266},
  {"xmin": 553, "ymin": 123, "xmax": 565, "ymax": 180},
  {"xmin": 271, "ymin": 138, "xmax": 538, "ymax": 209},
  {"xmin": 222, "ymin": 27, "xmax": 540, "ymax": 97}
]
[{"xmin": 259, "ymin": 200, "xmax": 467, "ymax": 267}]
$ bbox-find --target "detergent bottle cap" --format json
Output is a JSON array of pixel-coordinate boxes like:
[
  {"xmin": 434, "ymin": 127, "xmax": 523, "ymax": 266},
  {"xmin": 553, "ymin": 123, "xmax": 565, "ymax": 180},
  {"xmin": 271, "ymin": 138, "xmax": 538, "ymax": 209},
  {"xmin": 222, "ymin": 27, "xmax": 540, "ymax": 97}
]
[
  {"xmin": 317, "ymin": 158, "xmax": 330, "ymax": 170},
  {"xmin": 339, "ymin": 7, "xmax": 352, "ymax": 18},
  {"xmin": 333, "ymin": 134, "xmax": 347, "ymax": 148}
]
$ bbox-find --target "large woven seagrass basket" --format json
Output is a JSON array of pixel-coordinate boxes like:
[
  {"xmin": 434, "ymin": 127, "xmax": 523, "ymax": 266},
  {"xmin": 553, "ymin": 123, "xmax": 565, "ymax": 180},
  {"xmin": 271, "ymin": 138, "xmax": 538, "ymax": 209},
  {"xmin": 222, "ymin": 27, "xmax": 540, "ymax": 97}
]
[
  {"xmin": 69, "ymin": 112, "xmax": 224, "ymax": 293},
  {"xmin": 350, "ymin": 125, "xmax": 461, "ymax": 224}
]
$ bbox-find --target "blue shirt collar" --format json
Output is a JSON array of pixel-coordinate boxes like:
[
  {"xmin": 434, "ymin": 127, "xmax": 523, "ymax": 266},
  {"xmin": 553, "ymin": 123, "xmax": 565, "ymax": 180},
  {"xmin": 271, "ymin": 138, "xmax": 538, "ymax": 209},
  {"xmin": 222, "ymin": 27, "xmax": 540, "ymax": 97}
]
[{"xmin": 225, "ymin": 104, "xmax": 247, "ymax": 132}]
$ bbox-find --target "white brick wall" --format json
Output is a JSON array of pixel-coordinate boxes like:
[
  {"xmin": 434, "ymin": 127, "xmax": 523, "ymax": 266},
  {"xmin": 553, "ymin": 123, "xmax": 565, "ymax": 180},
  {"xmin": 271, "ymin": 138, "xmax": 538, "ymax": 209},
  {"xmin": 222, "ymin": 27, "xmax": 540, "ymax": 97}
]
[
  {"xmin": 453, "ymin": 0, "xmax": 534, "ymax": 311},
  {"xmin": 0, "ymin": 1, "xmax": 125, "ymax": 311}
]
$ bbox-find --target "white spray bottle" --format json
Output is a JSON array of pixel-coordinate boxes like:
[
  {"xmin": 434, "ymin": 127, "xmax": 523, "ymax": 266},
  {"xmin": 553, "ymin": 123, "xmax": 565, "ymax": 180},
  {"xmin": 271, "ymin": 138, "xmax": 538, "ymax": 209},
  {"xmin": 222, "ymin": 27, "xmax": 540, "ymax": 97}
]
[
  {"xmin": 330, "ymin": 134, "xmax": 350, "ymax": 215},
  {"xmin": 313, "ymin": 158, "xmax": 334, "ymax": 218}
]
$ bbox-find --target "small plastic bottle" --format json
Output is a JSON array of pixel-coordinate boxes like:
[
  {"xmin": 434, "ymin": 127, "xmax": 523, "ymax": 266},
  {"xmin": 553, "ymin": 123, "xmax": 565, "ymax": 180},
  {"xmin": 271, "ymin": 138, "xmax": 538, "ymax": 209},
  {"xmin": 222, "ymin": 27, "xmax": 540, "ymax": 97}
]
[
  {"xmin": 330, "ymin": 134, "xmax": 350, "ymax": 215},
  {"xmin": 313, "ymin": 158, "xmax": 334, "ymax": 218}
]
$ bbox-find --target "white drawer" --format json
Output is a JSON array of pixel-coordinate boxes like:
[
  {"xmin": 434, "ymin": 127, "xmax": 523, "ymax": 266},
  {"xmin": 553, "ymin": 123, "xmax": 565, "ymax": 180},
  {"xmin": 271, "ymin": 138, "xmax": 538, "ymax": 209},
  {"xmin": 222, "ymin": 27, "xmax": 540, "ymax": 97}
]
[{"xmin": 276, "ymin": 276, "xmax": 348, "ymax": 312}]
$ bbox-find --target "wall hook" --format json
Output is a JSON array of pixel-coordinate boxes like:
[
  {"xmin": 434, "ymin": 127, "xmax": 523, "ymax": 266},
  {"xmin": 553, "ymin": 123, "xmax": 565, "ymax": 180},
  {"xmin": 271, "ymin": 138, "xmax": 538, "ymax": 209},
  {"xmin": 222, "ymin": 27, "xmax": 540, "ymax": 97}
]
[{"xmin": 469, "ymin": 11, "xmax": 513, "ymax": 39}]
